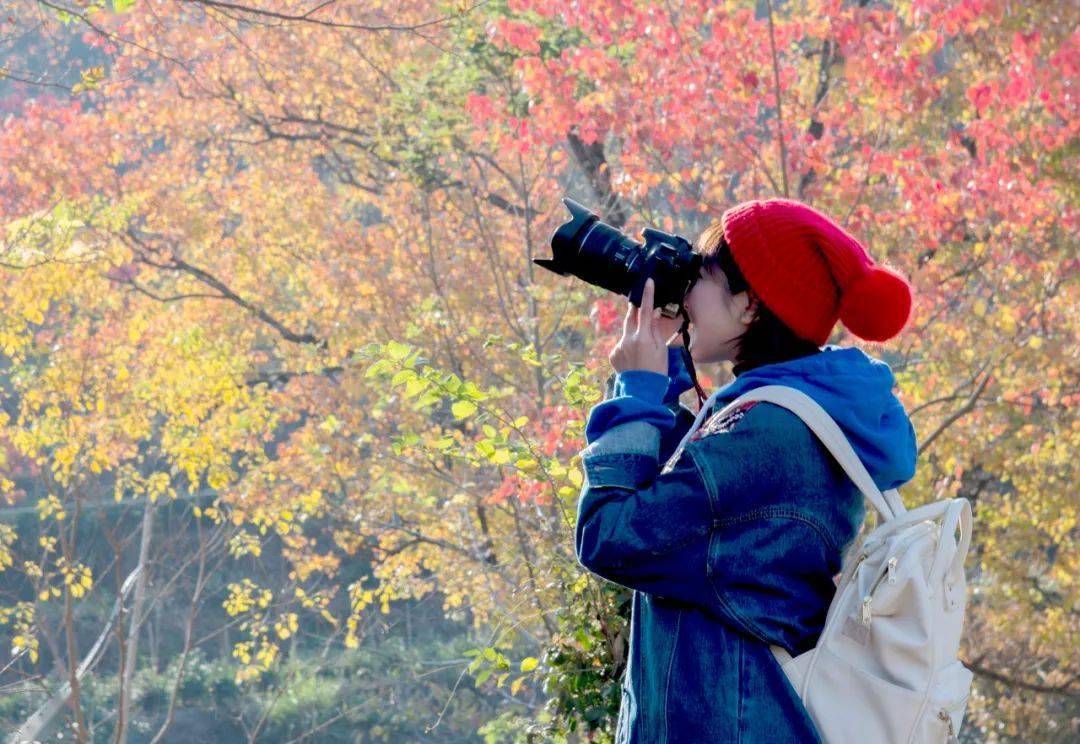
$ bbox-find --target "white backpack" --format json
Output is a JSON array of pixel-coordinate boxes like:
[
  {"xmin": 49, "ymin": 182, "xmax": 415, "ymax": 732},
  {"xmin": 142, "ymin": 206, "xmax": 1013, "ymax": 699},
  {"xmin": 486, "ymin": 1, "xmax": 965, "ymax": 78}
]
[{"xmin": 672, "ymin": 384, "xmax": 974, "ymax": 744}]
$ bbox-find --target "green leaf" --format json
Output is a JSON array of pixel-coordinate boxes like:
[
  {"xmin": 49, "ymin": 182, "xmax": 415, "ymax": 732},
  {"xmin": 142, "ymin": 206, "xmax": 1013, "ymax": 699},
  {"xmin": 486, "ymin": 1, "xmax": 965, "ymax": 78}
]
[
  {"xmin": 462, "ymin": 382, "xmax": 486, "ymax": 401},
  {"xmin": 520, "ymin": 657, "xmax": 538, "ymax": 672},
  {"xmin": 414, "ymin": 392, "xmax": 443, "ymax": 410},
  {"xmin": 391, "ymin": 369, "xmax": 414, "ymax": 386},
  {"xmin": 363, "ymin": 360, "xmax": 390, "ymax": 378},
  {"xmin": 403, "ymin": 376, "xmax": 429, "ymax": 399},
  {"xmin": 475, "ymin": 668, "xmax": 491, "ymax": 686},
  {"xmin": 385, "ymin": 340, "xmax": 411, "ymax": 361},
  {"xmin": 452, "ymin": 400, "xmax": 477, "ymax": 419}
]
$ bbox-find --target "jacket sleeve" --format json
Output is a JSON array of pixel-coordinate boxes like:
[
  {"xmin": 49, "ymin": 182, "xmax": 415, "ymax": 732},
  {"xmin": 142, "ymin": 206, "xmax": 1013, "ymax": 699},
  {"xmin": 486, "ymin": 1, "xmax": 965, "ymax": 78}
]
[
  {"xmin": 587, "ymin": 346, "xmax": 697, "ymax": 463},
  {"xmin": 575, "ymin": 423, "xmax": 716, "ymax": 599},
  {"xmin": 574, "ymin": 349, "xmax": 713, "ymax": 598}
]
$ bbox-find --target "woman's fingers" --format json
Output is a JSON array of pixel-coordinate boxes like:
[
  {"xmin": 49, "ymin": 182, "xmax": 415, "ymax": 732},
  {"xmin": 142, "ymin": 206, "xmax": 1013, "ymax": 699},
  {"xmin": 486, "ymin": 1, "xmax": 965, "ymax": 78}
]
[
  {"xmin": 643, "ymin": 279, "xmax": 667, "ymax": 345},
  {"xmin": 640, "ymin": 278, "xmax": 654, "ymax": 328},
  {"xmin": 609, "ymin": 279, "xmax": 669, "ymax": 374},
  {"xmin": 623, "ymin": 298, "xmax": 637, "ymax": 338},
  {"xmin": 622, "ymin": 279, "xmax": 662, "ymax": 342}
]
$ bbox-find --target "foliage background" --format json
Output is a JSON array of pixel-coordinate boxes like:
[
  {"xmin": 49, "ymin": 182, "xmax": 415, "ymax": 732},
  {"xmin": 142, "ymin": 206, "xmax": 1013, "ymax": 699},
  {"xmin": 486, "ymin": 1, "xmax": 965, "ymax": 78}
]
[{"xmin": 0, "ymin": 0, "xmax": 1076, "ymax": 741}]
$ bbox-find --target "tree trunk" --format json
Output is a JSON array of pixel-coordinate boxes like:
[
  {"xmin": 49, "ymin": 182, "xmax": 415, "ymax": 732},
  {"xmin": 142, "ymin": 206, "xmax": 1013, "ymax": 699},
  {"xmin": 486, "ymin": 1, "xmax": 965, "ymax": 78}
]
[{"xmin": 115, "ymin": 499, "xmax": 155, "ymax": 744}]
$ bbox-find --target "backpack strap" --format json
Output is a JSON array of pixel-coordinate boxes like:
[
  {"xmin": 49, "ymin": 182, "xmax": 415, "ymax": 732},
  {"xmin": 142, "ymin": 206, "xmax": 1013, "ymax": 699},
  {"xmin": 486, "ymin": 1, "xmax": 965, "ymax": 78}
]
[{"xmin": 721, "ymin": 385, "xmax": 901, "ymax": 523}]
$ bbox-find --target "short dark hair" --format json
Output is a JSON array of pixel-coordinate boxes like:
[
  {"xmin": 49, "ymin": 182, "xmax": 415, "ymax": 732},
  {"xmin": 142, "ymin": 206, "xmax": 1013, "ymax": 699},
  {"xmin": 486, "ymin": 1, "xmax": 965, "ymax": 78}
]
[{"xmin": 696, "ymin": 223, "xmax": 822, "ymax": 376}]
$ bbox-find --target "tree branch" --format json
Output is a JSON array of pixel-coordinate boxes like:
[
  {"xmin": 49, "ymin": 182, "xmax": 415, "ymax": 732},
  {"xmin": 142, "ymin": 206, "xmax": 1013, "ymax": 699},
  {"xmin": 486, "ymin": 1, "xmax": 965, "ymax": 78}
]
[
  {"xmin": 178, "ymin": 0, "xmax": 488, "ymax": 33},
  {"xmin": 566, "ymin": 129, "xmax": 630, "ymax": 228},
  {"xmin": 124, "ymin": 227, "xmax": 326, "ymax": 349}
]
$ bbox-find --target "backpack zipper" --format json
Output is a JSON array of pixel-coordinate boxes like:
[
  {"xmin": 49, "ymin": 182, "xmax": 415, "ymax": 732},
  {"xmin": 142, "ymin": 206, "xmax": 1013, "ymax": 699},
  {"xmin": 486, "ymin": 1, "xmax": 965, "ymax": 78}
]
[
  {"xmin": 861, "ymin": 556, "xmax": 898, "ymax": 626},
  {"xmin": 937, "ymin": 708, "xmax": 959, "ymax": 742},
  {"xmin": 859, "ymin": 521, "xmax": 937, "ymax": 626}
]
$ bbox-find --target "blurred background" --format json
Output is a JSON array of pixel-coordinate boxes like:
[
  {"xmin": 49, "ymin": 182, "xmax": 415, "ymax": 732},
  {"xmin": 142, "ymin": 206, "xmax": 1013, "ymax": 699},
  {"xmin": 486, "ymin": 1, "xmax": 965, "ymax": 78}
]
[{"xmin": 0, "ymin": 1, "xmax": 1075, "ymax": 741}]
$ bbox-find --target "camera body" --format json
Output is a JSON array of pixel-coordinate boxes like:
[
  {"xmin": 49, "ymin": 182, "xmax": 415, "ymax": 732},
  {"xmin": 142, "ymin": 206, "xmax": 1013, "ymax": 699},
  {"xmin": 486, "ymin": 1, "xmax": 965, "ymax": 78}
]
[{"xmin": 534, "ymin": 198, "xmax": 702, "ymax": 319}]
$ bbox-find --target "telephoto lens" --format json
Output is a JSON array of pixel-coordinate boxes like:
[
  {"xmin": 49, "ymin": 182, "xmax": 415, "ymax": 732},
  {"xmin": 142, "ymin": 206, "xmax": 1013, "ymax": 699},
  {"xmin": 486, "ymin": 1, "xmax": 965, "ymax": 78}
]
[{"xmin": 534, "ymin": 197, "xmax": 702, "ymax": 319}]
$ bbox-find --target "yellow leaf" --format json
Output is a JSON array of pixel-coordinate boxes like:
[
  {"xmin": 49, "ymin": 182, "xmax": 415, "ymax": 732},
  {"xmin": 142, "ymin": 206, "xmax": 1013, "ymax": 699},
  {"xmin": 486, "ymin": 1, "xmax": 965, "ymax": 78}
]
[{"xmin": 568, "ymin": 468, "xmax": 583, "ymax": 488}]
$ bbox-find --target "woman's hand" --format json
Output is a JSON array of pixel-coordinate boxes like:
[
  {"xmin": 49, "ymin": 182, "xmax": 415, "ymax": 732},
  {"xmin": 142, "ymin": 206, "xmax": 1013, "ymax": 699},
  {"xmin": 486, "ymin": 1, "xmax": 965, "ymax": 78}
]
[{"xmin": 609, "ymin": 278, "xmax": 672, "ymax": 375}]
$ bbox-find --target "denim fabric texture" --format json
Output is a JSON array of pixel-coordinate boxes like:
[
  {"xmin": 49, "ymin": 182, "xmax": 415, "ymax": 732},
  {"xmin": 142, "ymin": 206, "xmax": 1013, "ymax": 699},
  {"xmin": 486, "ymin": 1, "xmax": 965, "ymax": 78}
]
[{"xmin": 575, "ymin": 345, "xmax": 918, "ymax": 743}]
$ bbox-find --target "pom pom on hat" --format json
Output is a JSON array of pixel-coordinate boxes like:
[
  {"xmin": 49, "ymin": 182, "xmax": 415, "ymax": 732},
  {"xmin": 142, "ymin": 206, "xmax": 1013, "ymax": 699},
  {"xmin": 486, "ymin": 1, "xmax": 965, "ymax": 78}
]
[{"xmin": 839, "ymin": 264, "xmax": 913, "ymax": 342}]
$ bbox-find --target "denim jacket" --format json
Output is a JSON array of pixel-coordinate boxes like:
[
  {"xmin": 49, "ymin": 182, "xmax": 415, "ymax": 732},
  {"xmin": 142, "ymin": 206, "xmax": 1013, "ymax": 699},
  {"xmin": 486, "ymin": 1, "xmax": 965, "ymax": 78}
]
[{"xmin": 575, "ymin": 345, "xmax": 918, "ymax": 743}]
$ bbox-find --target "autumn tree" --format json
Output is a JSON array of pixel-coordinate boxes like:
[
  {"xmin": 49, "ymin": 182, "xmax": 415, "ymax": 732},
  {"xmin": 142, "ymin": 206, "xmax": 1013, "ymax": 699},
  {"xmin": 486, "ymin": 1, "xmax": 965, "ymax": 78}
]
[{"xmin": 1, "ymin": 0, "xmax": 1076, "ymax": 741}]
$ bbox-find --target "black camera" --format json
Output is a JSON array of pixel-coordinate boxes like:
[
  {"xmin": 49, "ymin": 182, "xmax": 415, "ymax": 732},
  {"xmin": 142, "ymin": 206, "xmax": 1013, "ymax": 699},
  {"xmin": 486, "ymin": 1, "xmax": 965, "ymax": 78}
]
[{"xmin": 534, "ymin": 198, "xmax": 702, "ymax": 319}]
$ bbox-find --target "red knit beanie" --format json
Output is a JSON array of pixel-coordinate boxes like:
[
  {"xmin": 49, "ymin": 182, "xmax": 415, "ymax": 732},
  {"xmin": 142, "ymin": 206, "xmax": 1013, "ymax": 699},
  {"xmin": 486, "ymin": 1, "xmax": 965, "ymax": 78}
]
[{"xmin": 720, "ymin": 198, "xmax": 913, "ymax": 345}]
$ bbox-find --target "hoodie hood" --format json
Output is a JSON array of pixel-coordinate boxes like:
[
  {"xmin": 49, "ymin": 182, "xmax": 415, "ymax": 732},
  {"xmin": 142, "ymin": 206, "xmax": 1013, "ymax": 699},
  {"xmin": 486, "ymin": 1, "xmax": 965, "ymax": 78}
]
[{"xmin": 703, "ymin": 345, "xmax": 918, "ymax": 492}]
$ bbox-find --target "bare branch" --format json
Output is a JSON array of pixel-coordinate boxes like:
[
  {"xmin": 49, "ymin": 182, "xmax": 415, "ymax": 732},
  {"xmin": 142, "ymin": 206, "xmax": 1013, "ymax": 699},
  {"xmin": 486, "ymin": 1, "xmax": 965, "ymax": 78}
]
[
  {"xmin": 123, "ymin": 227, "xmax": 327, "ymax": 349},
  {"xmin": 178, "ymin": 0, "xmax": 489, "ymax": 33}
]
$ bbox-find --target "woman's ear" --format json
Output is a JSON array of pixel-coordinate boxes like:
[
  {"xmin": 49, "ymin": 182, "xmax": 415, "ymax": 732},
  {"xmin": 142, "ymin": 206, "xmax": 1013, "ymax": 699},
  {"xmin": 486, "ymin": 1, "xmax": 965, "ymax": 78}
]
[{"xmin": 737, "ymin": 290, "xmax": 759, "ymax": 325}]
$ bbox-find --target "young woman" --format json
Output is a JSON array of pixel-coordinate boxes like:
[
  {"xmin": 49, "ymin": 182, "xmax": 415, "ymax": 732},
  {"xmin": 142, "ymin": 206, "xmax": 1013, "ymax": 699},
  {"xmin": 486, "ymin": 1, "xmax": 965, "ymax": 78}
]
[{"xmin": 576, "ymin": 198, "xmax": 918, "ymax": 743}]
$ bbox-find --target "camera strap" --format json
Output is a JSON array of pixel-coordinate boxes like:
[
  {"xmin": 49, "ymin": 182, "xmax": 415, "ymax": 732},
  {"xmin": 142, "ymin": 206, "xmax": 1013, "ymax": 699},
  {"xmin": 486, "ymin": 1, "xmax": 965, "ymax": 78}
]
[{"xmin": 677, "ymin": 310, "xmax": 709, "ymax": 411}]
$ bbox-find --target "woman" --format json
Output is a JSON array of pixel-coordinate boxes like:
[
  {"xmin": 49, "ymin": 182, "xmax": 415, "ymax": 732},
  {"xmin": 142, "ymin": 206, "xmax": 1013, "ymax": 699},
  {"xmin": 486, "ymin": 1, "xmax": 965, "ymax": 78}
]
[{"xmin": 576, "ymin": 198, "xmax": 918, "ymax": 743}]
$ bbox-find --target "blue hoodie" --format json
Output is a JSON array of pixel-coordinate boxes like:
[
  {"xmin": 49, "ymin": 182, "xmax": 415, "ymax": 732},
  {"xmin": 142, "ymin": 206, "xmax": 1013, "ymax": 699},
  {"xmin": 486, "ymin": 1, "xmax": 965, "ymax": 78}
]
[{"xmin": 587, "ymin": 344, "xmax": 918, "ymax": 492}]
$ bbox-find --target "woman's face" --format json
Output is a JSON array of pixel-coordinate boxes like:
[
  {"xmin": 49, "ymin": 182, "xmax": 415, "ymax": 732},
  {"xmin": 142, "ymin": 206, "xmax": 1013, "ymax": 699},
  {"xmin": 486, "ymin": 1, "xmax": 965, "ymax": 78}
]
[{"xmin": 682, "ymin": 266, "xmax": 758, "ymax": 365}]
